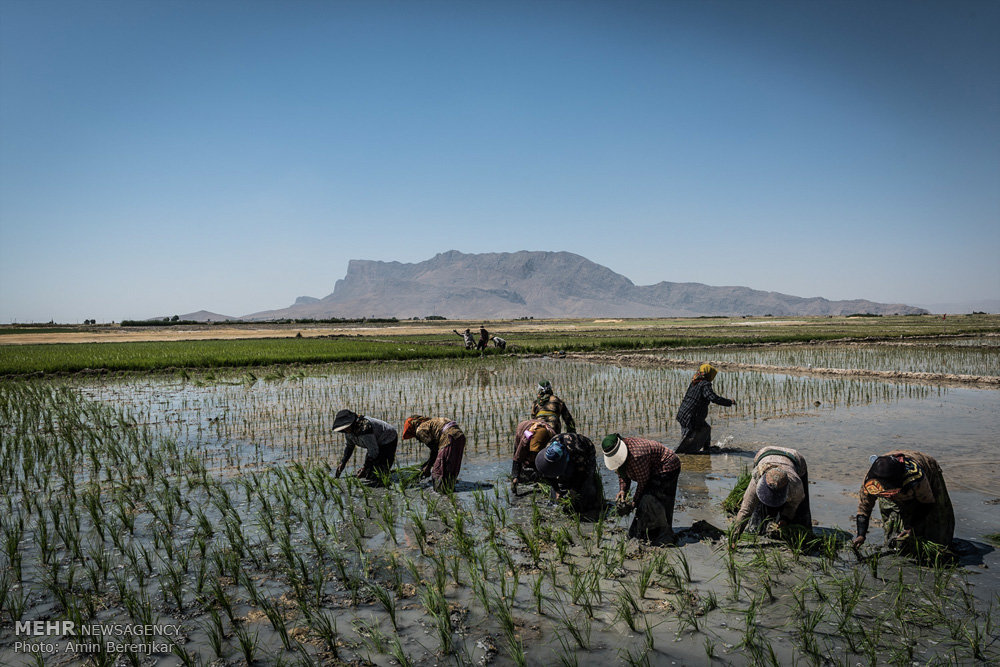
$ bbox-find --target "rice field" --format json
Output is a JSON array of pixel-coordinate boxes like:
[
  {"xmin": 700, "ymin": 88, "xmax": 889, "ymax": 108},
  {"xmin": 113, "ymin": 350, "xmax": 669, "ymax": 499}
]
[
  {"xmin": 662, "ymin": 336, "xmax": 1000, "ymax": 377},
  {"xmin": 1, "ymin": 349, "xmax": 998, "ymax": 665},
  {"xmin": 72, "ymin": 360, "xmax": 939, "ymax": 473}
]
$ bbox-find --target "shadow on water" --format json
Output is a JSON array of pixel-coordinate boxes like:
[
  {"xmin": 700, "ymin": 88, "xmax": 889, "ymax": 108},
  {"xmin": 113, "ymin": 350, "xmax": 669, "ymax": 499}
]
[
  {"xmin": 452, "ymin": 479, "xmax": 494, "ymax": 493},
  {"xmin": 953, "ymin": 538, "xmax": 994, "ymax": 567}
]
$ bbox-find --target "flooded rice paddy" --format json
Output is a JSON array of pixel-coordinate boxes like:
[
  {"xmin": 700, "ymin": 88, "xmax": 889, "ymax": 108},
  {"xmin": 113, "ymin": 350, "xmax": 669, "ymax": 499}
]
[
  {"xmin": 661, "ymin": 336, "xmax": 1000, "ymax": 377},
  {"xmin": 1, "ymin": 347, "xmax": 998, "ymax": 665}
]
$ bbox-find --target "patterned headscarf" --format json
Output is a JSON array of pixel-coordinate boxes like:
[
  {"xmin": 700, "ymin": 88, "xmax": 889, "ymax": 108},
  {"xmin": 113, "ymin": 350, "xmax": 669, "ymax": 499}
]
[
  {"xmin": 692, "ymin": 363, "xmax": 718, "ymax": 384},
  {"xmin": 402, "ymin": 415, "xmax": 428, "ymax": 440},
  {"xmin": 863, "ymin": 454, "xmax": 921, "ymax": 497}
]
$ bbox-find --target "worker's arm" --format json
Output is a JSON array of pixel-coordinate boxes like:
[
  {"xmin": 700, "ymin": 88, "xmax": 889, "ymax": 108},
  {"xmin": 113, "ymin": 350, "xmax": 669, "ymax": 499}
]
[
  {"xmin": 616, "ymin": 473, "xmax": 632, "ymax": 503},
  {"xmin": 561, "ymin": 403, "xmax": 577, "ymax": 434},
  {"xmin": 421, "ymin": 441, "xmax": 438, "ymax": 477},
  {"xmin": 852, "ymin": 487, "xmax": 878, "ymax": 546},
  {"xmin": 336, "ymin": 438, "xmax": 356, "ymax": 477},
  {"xmin": 703, "ymin": 383, "xmax": 735, "ymax": 407},
  {"xmin": 732, "ymin": 478, "xmax": 760, "ymax": 538}
]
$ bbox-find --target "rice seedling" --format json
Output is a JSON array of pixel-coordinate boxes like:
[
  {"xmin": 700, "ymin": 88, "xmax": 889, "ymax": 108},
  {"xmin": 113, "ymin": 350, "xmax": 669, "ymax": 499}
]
[
  {"xmin": 233, "ymin": 623, "xmax": 260, "ymax": 664},
  {"xmin": 202, "ymin": 608, "xmax": 227, "ymax": 659},
  {"xmin": 367, "ymin": 581, "xmax": 398, "ymax": 630},
  {"xmin": 418, "ymin": 579, "xmax": 454, "ymax": 654},
  {"xmin": 355, "ymin": 616, "xmax": 389, "ymax": 654},
  {"xmin": 612, "ymin": 582, "xmax": 641, "ymax": 632},
  {"xmin": 388, "ymin": 634, "xmax": 413, "ymax": 667}
]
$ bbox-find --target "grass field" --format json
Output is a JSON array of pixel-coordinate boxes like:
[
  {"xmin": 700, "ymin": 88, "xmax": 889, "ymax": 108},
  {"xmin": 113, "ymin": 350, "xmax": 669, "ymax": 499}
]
[{"xmin": 1, "ymin": 314, "xmax": 998, "ymax": 376}]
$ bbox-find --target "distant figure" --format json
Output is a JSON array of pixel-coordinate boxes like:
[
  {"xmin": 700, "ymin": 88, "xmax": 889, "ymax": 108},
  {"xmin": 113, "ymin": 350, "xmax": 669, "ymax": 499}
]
[
  {"xmin": 732, "ymin": 447, "xmax": 811, "ymax": 539},
  {"xmin": 453, "ymin": 328, "xmax": 476, "ymax": 350},
  {"xmin": 332, "ymin": 410, "xmax": 398, "ymax": 485},
  {"xmin": 675, "ymin": 363, "xmax": 736, "ymax": 453},
  {"xmin": 603, "ymin": 434, "xmax": 680, "ymax": 543},
  {"xmin": 536, "ymin": 433, "xmax": 604, "ymax": 518},
  {"xmin": 491, "ymin": 335, "xmax": 507, "ymax": 350},
  {"xmin": 853, "ymin": 450, "xmax": 954, "ymax": 552},
  {"xmin": 403, "ymin": 415, "xmax": 466, "ymax": 492},
  {"xmin": 477, "ymin": 325, "xmax": 490, "ymax": 351},
  {"xmin": 531, "ymin": 380, "xmax": 576, "ymax": 433}
]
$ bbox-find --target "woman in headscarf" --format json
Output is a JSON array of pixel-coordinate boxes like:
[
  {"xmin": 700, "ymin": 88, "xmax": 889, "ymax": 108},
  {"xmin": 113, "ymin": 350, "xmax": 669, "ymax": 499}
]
[
  {"xmin": 732, "ymin": 446, "xmax": 811, "ymax": 538},
  {"xmin": 531, "ymin": 380, "xmax": 576, "ymax": 434},
  {"xmin": 332, "ymin": 409, "xmax": 398, "ymax": 485},
  {"xmin": 402, "ymin": 415, "xmax": 466, "ymax": 492},
  {"xmin": 510, "ymin": 418, "xmax": 557, "ymax": 492},
  {"xmin": 534, "ymin": 432, "xmax": 604, "ymax": 518},
  {"xmin": 675, "ymin": 363, "xmax": 736, "ymax": 454},
  {"xmin": 853, "ymin": 450, "xmax": 954, "ymax": 551}
]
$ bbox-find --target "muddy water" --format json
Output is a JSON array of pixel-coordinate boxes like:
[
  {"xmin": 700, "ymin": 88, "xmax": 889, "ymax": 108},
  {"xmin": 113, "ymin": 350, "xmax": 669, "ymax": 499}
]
[{"xmin": 80, "ymin": 357, "xmax": 998, "ymax": 543}]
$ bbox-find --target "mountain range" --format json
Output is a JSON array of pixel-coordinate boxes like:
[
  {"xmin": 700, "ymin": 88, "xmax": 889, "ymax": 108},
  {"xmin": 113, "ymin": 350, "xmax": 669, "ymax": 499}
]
[{"xmin": 231, "ymin": 250, "xmax": 927, "ymax": 320}]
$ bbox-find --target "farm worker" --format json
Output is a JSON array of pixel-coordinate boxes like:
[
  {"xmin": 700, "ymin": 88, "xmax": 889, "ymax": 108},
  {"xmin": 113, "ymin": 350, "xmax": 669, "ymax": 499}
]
[
  {"xmin": 531, "ymin": 380, "xmax": 577, "ymax": 433},
  {"xmin": 732, "ymin": 447, "xmax": 811, "ymax": 538},
  {"xmin": 403, "ymin": 415, "xmax": 466, "ymax": 493},
  {"xmin": 510, "ymin": 418, "xmax": 557, "ymax": 490},
  {"xmin": 453, "ymin": 329, "xmax": 476, "ymax": 349},
  {"xmin": 603, "ymin": 434, "xmax": 681, "ymax": 543},
  {"xmin": 535, "ymin": 433, "xmax": 605, "ymax": 517},
  {"xmin": 491, "ymin": 335, "xmax": 507, "ymax": 350},
  {"xmin": 332, "ymin": 410, "xmax": 398, "ymax": 485},
  {"xmin": 853, "ymin": 450, "xmax": 954, "ymax": 551},
  {"xmin": 477, "ymin": 325, "xmax": 490, "ymax": 351},
  {"xmin": 675, "ymin": 363, "xmax": 736, "ymax": 454}
]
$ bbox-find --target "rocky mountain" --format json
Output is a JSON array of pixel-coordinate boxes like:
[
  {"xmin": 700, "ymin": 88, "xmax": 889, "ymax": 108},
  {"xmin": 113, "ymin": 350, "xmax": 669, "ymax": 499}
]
[{"xmin": 243, "ymin": 250, "xmax": 927, "ymax": 320}]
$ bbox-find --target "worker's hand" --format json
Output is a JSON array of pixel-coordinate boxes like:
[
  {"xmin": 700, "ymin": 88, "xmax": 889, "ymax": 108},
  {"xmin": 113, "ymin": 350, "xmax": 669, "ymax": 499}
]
[
  {"xmin": 731, "ymin": 400, "xmax": 738, "ymax": 407},
  {"xmin": 420, "ymin": 466, "xmax": 431, "ymax": 479},
  {"xmin": 335, "ymin": 463, "xmax": 345, "ymax": 478},
  {"xmin": 615, "ymin": 490, "xmax": 627, "ymax": 503},
  {"xmin": 852, "ymin": 534, "xmax": 866, "ymax": 547},
  {"xmin": 511, "ymin": 479, "xmax": 518, "ymax": 494}
]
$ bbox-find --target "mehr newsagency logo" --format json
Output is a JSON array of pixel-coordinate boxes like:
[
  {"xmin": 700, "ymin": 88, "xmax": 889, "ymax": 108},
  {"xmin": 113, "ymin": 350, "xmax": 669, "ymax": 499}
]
[{"xmin": 13, "ymin": 620, "xmax": 180, "ymax": 656}]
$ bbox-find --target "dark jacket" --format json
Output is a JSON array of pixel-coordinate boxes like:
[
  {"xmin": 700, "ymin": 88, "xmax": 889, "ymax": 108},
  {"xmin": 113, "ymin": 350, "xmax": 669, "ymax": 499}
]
[{"xmin": 676, "ymin": 380, "xmax": 733, "ymax": 431}]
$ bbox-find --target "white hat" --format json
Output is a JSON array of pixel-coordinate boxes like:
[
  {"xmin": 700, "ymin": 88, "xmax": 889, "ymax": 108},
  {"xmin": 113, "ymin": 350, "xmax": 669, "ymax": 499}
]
[{"xmin": 602, "ymin": 434, "xmax": 629, "ymax": 471}]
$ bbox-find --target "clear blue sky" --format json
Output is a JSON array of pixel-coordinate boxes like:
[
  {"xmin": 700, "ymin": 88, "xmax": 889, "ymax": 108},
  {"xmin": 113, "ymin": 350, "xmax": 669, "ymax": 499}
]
[{"xmin": 1, "ymin": 0, "xmax": 997, "ymax": 322}]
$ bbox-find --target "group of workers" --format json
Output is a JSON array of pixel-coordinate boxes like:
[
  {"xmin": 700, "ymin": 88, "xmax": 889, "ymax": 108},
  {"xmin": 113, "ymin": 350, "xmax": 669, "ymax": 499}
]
[
  {"xmin": 454, "ymin": 325, "xmax": 506, "ymax": 351},
  {"xmin": 333, "ymin": 363, "xmax": 956, "ymax": 552}
]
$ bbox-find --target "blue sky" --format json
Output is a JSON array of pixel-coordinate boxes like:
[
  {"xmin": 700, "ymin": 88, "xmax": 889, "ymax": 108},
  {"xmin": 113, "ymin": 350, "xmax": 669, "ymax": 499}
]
[{"xmin": 1, "ymin": 0, "xmax": 997, "ymax": 322}]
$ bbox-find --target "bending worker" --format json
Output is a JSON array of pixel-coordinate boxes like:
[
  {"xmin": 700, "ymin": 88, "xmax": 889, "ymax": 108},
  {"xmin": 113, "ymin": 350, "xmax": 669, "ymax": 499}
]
[
  {"xmin": 853, "ymin": 450, "xmax": 954, "ymax": 551},
  {"xmin": 453, "ymin": 329, "xmax": 476, "ymax": 350},
  {"xmin": 403, "ymin": 415, "xmax": 466, "ymax": 492},
  {"xmin": 732, "ymin": 446, "xmax": 811, "ymax": 539},
  {"xmin": 603, "ymin": 434, "xmax": 681, "ymax": 543},
  {"xmin": 531, "ymin": 380, "xmax": 576, "ymax": 433},
  {"xmin": 510, "ymin": 418, "xmax": 557, "ymax": 491},
  {"xmin": 675, "ymin": 363, "xmax": 736, "ymax": 453},
  {"xmin": 534, "ymin": 432, "xmax": 604, "ymax": 518},
  {"xmin": 333, "ymin": 409, "xmax": 398, "ymax": 485}
]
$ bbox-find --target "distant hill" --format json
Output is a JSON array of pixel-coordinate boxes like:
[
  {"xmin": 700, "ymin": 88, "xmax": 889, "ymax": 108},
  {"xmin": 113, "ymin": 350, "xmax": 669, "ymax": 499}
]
[
  {"xmin": 179, "ymin": 310, "xmax": 238, "ymax": 322},
  {"xmin": 243, "ymin": 250, "xmax": 927, "ymax": 320}
]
